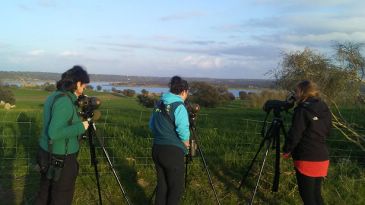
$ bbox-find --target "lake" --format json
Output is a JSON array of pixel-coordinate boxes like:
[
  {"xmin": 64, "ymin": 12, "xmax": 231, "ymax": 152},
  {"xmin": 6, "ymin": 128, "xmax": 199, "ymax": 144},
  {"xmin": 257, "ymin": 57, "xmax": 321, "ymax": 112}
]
[
  {"xmin": 89, "ymin": 82, "xmax": 258, "ymax": 97},
  {"xmin": 2, "ymin": 81, "xmax": 259, "ymax": 97}
]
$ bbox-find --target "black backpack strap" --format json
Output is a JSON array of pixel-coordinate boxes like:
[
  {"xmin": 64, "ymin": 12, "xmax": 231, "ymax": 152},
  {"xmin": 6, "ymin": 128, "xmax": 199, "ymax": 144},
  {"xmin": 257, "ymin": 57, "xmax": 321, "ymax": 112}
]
[
  {"xmin": 157, "ymin": 101, "xmax": 186, "ymax": 146},
  {"xmin": 158, "ymin": 100, "xmax": 184, "ymax": 128},
  {"xmin": 46, "ymin": 92, "xmax": 75, "ymax": 156}
]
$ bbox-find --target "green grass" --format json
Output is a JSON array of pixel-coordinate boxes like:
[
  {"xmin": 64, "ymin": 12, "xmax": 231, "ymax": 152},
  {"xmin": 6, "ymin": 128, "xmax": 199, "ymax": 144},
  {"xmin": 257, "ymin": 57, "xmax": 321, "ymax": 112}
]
[{"xmin": 0, "ymin": 87, "xmax": 364, "ymax": 204}]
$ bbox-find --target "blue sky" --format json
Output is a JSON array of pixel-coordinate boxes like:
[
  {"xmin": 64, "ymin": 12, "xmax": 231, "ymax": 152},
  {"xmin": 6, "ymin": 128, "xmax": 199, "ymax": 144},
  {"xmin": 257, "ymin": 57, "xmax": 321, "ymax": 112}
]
[{"xmin": 0, "ymin": 0, "xmax": 364, "ymax": 79}]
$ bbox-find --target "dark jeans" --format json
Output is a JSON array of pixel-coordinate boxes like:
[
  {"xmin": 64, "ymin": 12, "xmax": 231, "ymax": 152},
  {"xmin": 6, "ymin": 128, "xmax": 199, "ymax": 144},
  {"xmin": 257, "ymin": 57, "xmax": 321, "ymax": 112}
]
[
  {"xmin": 295, "ymin": 169, "xmax": 324, "ymax": 205},
  {"xmin": 35, "ymin": 150, "xmax": 79, "ymax": 205},
  {"xmin": 152, "ymin": 144, "xmax": 185, "ymax": 205}
]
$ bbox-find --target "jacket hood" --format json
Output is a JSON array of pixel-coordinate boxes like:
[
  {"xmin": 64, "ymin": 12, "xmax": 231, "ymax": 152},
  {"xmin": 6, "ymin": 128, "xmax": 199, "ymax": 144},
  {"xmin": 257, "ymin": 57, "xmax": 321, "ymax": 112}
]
[{"xmin": 161, "ymin": 92, "xmax": 184, "ymax": 104}]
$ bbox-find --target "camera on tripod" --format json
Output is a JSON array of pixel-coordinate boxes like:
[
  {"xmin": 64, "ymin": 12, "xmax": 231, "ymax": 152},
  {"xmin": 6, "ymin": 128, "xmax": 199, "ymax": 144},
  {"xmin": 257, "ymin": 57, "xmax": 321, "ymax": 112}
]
[
  {"xmin": 263, "ymin": 92, "xmax": 296, "ymax": 113},
  {"xmin": 184, "ymin": 101, "xmax": 200, "ymax": 157},
  {"xmin": 238, "ymin": 91, "xmax": 297, "ymax": 204},
  {"xmin": 77, "ymin": 94, "xmax": 102, "ymax": 120},
  {"xmin": 185, "ymin": 101, "xmax": 200, "ymax": 122}
]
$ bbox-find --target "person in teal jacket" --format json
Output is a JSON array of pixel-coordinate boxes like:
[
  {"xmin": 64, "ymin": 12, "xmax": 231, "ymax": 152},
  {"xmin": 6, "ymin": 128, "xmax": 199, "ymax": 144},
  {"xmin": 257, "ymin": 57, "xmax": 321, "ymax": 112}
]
[
  {"xmin": 35, "ymin": 65, "xmax": 90, "ymax": 205},
  {"xmin": 150, "ymin": 76, "xmax": 190, "ymax": 205}
]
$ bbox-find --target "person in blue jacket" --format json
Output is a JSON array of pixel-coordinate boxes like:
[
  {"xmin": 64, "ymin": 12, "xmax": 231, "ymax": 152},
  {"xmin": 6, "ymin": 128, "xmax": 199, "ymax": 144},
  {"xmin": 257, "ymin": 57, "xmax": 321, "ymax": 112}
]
[{"xmin": 149, "ymin": 76, "xmax": 190, "ymax": 205}]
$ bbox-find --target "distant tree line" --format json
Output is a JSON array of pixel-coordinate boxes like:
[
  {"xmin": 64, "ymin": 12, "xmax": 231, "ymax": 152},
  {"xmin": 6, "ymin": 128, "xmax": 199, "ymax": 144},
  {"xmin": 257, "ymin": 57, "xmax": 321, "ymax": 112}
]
[
  {"xmin": 137, "ymin": 82, "xmax": 236, "ymax": 108},
  {"xmin": 112, "ymin": 87, "xmax": 136, "ymax": 97}
]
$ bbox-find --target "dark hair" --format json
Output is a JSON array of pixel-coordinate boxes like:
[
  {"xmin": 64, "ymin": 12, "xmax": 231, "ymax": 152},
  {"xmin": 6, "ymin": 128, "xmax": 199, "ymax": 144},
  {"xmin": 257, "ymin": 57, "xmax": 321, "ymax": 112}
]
[
  {"xmin": 169, "ymin": 76, "xmax": 189, "ymax": 94},
  {"xmin": 56, "ymin": 65, "xmax": 90, "ymax": 91}
]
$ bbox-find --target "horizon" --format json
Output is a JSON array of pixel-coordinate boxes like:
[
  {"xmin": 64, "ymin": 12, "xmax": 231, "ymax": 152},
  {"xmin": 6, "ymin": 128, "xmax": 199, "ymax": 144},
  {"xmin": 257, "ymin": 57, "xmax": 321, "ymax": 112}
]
[
  {"xmin": 0, "ymin": 70, "xmax": 275, "ymax": 81},
  {"xmin": 1, "ymin": 1, "xmax": 364, "ymax": 79}
]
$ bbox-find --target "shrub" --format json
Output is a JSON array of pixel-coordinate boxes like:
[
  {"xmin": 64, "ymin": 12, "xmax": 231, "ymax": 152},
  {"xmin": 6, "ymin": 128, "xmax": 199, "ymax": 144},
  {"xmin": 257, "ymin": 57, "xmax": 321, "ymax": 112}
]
[
  {"xmin": 239, "ymin": 91, "xmax": 249, "ymax": 100},
  {"xmin": 189, "ymin": 82, "xmax": 235, "ymax": 108},
  {"xmin": 43, "ymin": 83, "xmax": 56, "ymax": 92},
  {"xmin": 0, "ymin": 87, "xmax": 16, "ymax": 104},
  {"xmin": 122, "ymin": 89, "xmax": 136, "ymax": 97},
  {"xmin": 247, "ymin": 90, "xmax": 287, "ymax": 108},
  {"xmin": 137, "ymin": 93, "xmax": 158, "ymax": 108}
]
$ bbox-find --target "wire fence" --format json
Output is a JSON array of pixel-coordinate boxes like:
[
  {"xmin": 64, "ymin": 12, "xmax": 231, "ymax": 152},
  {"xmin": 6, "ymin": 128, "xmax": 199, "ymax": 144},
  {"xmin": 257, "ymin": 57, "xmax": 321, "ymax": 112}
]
[
  {"xmin": 1, "ymin": 109, "xmax": 364, "ymax": 204},
  {"xmin": 1, "ymin": 111, "xmax": 364, "ymax": 177}
]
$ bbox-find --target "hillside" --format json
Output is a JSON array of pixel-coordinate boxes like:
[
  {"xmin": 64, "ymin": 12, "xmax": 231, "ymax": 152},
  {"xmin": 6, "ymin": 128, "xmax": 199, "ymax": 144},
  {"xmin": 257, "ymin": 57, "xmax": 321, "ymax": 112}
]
[{"xmin": 0, "ymin": 71, "xmax": 275, "ymax": 88}]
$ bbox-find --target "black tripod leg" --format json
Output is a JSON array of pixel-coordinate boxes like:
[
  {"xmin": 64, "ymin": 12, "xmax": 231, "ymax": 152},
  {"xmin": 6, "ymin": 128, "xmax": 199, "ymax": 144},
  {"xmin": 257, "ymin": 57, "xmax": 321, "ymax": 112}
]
[
  {"xmin": 271, "ymin": 121, "xmax": 287, "ymax": 192},
  {"xmin": 88, "ymin": 124, "xmax": 103, "ymax": 205},
  {"xmin": 272, "ymin": 120, "xmax": 281, "ymax": 192},
  {"xmin": 191, "ymin": 127, "xmax": 221, "ymax": 205},
  {"xmin": 185, "ymin": 155, "xmax": 189, "ymax": 187},
  {"xmin": 238, "ymin": 137, "xmax": 267, "ymax": 190},
  {"xmin": 196, "ymin": 145, "xmax": 221, "ymax": 205},
  {"xmin": 238, "ymin": 123, "xmax": 274, "ymax": 190},
  {"xmin": 93, "ymin": 125, "xmax": 132, "ymax": 205}
]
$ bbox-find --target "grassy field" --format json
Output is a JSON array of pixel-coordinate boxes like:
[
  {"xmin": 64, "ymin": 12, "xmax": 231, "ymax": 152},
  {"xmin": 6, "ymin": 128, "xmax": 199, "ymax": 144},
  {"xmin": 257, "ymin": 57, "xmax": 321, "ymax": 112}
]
[{"xmin": 0, "ymin": 87, "xmax": 364, "ymax": 204}]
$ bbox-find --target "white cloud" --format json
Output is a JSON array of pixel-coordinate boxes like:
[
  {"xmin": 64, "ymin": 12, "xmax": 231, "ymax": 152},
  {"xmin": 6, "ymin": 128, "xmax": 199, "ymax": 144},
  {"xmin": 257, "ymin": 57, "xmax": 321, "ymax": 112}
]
[
  {"xmin": 182, "ymin": 55, "xmax": 223, "ymax": 69},
  {"xmin": 28, "ymin": 49, "xmax": 45, "ymax": 56},
  {"xmin": 60, "ymin": 51, "xmax": 81, "ymax": 57}
]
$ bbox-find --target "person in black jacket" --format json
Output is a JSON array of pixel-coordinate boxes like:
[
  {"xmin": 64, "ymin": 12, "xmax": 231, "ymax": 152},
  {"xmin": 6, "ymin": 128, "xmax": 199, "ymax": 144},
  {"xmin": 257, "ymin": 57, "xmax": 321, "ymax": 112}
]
[{"xmin": 283, "ymin": 80, "xmax": 332, "ymax": 205}]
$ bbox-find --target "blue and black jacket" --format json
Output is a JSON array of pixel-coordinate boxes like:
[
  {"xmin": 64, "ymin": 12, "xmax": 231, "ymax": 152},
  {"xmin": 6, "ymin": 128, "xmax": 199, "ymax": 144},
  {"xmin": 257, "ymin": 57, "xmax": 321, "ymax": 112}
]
[{"xmin": 149, "ymin": 92, "xmax": 190, "ymax": 154}]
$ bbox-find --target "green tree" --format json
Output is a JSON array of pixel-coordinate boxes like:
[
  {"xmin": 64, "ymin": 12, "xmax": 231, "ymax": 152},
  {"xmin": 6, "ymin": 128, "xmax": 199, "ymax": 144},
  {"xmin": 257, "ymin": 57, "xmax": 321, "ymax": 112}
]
[
  {"xmin": 122, "ymin": 89, "xmax": 136, "ymax": 97},
  {"xmin": 137, "ymin": 94, "xmax": 157, "ymax": 108},
  {"xmin": 239, "ymin": 91, "xmax": 248, "ymax": 100},
  {"xmin": 274, "ymin": 42, "xmax": 365, "ymax": 150},
  {"xmin": 43, "ymin": 83, "xmax": 56, "ymax": 92},
  {"xmin": 0, "ymin": 86, "xmax": 16, "ymax": 104},
  {"xmin": 275, "ymin": 46, "xmax": 361, "ymax": 103},
  {"xmin": 189, "ymin": 82, "xmax": 234, "ymax": 108},
  {"xmin": 141, "ymin": 89, "xmax": 149, "ymax": 96},
  {"xmin": 86, "ymin": 85, "xmax": 94, "ymax": 90}
]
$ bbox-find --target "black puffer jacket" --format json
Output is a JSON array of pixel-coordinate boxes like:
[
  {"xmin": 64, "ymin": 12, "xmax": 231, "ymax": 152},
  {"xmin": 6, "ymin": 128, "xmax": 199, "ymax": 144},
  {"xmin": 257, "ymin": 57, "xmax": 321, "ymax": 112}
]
[{"xmin": 283, "ymin": 97, "xmax": 332, "ymax": 161}]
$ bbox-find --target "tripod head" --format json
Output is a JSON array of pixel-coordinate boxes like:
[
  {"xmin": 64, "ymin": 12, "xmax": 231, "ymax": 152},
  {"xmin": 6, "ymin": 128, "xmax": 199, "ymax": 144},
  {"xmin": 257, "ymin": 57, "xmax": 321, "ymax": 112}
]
[
  {"xmin": 184, "ymin": 100, "xmax": 200, "ymax": 128},
  {"xmin": 263, "ymin": 93, "xmax": 295, "ymax": 117},
  {"xmin": 184, "ymin": 100, "xmax": 200, "ymax": 158}
]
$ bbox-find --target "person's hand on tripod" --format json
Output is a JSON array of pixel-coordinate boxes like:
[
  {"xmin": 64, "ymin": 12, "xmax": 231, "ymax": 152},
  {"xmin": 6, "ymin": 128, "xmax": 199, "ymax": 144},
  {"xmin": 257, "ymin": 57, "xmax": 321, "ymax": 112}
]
[
  {"xmin": 282, "ymin": 153, "xmax": 291, "ymax": 159},
  {"xmin": 183, "ymin": 140, "xmax": 190, "ymax": 149},
  {"xmin": 82, "ymin": 121, "xmax": 89, "ymax": 130}
]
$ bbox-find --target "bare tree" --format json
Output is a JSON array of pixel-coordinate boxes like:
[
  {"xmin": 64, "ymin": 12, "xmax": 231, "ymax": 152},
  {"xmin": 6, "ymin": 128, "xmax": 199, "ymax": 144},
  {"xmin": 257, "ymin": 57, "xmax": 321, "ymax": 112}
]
[{"xmin": 274, "ymin": 43, "xmax": 365, "ymax": 150}]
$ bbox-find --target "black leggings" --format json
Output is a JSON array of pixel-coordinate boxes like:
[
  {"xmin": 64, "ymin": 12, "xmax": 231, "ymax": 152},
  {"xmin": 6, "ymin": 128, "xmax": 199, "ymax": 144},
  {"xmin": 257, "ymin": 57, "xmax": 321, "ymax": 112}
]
[
  {"xmin": 295, "ymin": 169, "xmax": 324, "ymax": 205},
  {"xmin": 152, "ymin": 144, "xmax": 185, "ymax": 205},
  {"xmin": 35, "ymin": 151, "xmax": 79, "ymax": 205}
]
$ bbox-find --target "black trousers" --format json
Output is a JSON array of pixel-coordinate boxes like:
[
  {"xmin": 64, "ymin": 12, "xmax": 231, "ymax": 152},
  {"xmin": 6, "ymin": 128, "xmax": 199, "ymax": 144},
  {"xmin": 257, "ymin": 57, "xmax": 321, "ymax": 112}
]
[
  {"xmin": 295, "ymin": 169, "xmax": 324, "ymax": 205},
  {"xmin": 35, "ymin": 151, "xmax": 79, "ymax": 205},
  {"xmin": 152, "ymin": 144, "xmax": 185, "ymax": 205}
]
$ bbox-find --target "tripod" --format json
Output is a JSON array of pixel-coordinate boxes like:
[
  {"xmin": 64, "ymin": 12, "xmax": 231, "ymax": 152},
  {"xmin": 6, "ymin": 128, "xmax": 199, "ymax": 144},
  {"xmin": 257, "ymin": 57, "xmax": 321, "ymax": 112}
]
[
  {"xmin": 237, "ymin": 108, "xmax": 287, "ymax": 205},
  {"xmin": 86, "ymin": 120, "xmax": 132, "ymax": 205},
  {"xmin": 185, "ymin": 121, "xmax": 221, "ymax": 205}
]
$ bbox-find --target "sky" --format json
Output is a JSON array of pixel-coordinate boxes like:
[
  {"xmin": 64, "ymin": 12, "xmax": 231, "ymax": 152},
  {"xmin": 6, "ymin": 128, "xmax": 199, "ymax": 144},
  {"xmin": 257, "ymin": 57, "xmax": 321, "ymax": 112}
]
[{"xmin": 0, "ymin": 0, "xmax": 364, "ymax": 79}]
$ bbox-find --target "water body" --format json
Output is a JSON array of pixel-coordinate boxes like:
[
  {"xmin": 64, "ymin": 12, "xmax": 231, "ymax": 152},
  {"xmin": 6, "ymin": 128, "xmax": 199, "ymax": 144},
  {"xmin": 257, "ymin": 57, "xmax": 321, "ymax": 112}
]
[
  {"xmin": 3, "ymin": 81, "xmax": 259, "ymax": 97},
  {"xmin": 89, "ymin": 82, "xmax": 258, "ymax": 97}
]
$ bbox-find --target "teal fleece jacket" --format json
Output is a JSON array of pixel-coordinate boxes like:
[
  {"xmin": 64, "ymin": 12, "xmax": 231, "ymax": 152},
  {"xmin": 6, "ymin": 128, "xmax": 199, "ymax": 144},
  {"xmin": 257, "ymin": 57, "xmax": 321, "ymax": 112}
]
[
  {"xmin": 149, "ymin": 92, "xmax": 190, "ymax": 153},
  {"xmin": 39, "ymin": 91, "xmax": 85, "ymax": 155}
]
